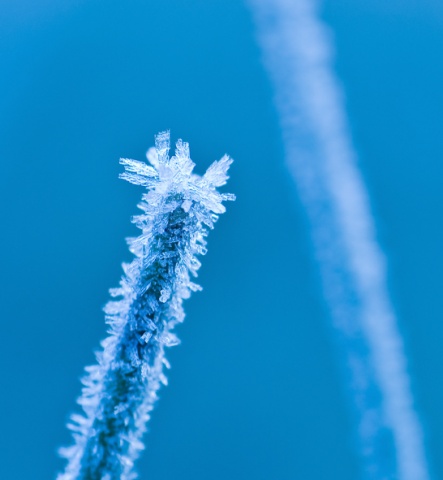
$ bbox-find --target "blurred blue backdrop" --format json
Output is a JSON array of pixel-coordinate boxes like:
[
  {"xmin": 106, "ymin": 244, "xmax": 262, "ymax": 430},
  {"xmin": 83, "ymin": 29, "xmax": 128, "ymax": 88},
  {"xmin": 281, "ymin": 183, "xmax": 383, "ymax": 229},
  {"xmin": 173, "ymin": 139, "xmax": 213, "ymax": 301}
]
[{"xmin": 0, "ymin": 1, "xmax": 442, "ymax": 478}]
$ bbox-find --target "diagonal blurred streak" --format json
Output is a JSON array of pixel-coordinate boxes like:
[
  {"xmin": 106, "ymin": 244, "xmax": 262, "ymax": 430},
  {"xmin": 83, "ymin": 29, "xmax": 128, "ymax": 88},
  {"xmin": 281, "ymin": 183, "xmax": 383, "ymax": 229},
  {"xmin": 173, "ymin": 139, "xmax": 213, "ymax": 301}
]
[{"xmin": 247, "ymin": 0, "xmax": 431, "ymax": 478}]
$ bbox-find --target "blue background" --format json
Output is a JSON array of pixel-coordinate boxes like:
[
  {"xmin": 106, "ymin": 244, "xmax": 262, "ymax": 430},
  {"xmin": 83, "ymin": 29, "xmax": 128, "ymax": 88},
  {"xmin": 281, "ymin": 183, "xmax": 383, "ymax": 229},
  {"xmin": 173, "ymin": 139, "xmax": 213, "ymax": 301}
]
[{"xmin": 1, "ymin": 1, "xmax": 442, "ymax": 478}]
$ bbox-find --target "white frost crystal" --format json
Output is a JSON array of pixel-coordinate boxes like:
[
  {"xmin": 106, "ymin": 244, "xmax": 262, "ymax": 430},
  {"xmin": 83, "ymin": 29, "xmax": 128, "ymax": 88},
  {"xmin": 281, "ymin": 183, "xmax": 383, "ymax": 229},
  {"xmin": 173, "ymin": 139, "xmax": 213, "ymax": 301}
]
[{"xmin": 58, "ymin": 131, "xmax": 234, "ymax": 480}]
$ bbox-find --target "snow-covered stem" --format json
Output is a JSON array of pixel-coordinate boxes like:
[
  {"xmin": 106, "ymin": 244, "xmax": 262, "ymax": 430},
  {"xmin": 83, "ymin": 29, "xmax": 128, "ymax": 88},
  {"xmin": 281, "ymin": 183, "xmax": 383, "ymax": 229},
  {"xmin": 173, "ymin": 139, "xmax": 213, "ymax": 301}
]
[{"xmin": 58, "ymin": 131, "xmax": 234, "ymax": 480}]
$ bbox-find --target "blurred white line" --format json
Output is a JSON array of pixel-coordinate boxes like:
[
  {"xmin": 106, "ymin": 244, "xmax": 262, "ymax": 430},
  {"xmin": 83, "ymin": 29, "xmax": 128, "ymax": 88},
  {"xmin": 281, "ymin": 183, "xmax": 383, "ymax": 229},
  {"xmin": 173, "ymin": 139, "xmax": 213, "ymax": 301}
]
[{"xmin": 247, "ymin": 0, "xmax": 430, "ymax": 478}]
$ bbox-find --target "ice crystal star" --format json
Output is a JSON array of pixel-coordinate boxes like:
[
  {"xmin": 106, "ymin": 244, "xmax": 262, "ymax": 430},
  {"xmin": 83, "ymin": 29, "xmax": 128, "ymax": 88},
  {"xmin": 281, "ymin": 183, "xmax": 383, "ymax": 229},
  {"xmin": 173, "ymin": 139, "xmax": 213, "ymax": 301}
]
[{"xmin": 58, "ymin": 131, "xmax": 234, "ymax": 480}]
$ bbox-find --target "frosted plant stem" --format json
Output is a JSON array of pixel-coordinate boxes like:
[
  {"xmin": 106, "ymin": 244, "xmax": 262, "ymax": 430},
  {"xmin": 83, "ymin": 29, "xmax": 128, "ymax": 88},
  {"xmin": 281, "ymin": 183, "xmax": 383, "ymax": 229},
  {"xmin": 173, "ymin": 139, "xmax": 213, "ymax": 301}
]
[
  {"xmin": 58, "ymin": 131, "xmax": 234, "ymax": 480},
  {"xmin": 247, "ymin": 1, "xmax": 431, "ymax": 479}
]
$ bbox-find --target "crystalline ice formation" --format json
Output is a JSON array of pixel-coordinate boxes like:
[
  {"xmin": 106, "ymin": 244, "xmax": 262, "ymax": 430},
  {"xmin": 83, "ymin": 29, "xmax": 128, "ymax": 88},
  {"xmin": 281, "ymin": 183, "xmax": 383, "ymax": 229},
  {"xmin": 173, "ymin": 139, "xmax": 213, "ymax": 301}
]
[{"xmin": 58, "ymin": 131, "xmax": 234, "ymax": 480}]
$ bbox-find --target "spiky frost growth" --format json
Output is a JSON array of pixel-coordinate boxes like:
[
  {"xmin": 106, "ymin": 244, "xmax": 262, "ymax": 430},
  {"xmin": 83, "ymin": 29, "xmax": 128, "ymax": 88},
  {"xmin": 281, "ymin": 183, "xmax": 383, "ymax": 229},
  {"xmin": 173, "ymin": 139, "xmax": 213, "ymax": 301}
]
[{"xmin": 58, "ymin": 131, "xmax": 234, "ymax": 480}]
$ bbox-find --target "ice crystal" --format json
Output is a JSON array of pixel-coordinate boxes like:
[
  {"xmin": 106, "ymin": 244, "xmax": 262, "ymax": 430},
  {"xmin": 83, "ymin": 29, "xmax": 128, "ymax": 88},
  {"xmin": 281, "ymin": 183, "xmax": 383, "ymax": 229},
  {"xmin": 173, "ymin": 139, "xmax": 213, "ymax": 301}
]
[{"xmin": 58, "ymin": 131, "xmax": 234, "ymax": 480}]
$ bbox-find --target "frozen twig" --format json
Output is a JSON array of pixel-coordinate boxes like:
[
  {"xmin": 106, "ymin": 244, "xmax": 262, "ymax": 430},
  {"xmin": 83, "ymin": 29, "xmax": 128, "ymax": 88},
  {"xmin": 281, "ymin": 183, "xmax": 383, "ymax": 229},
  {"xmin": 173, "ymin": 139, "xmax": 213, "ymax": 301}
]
[{"xmin": 58, "ymin": 131, "xmax": 234, "ymax": 480}]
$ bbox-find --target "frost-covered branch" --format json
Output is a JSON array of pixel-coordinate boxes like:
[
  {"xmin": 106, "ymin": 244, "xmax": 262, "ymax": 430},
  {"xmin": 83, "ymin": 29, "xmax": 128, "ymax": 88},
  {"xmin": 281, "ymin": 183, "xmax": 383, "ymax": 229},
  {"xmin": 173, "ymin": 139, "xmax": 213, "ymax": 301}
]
[
  {"xmin": 58, "ymin": 131, "xmax": 234, "ymax": 480},
  {"xmin": 248, "ymin": 1, "xmax": 430, "ymax": 479}
]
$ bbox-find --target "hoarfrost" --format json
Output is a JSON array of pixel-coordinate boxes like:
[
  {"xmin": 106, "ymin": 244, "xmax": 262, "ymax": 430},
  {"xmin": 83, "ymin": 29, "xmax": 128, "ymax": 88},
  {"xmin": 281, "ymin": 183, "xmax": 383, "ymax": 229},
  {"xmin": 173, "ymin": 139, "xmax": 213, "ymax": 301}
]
[{"xmin": 58, "ymin": 131, "xmax": 234, "ymax": 480}]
